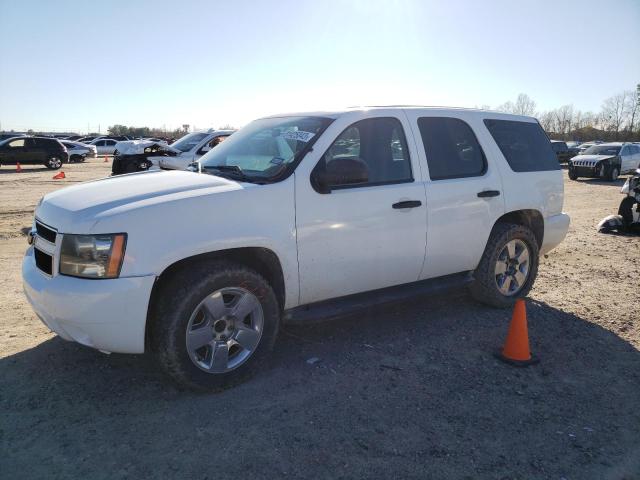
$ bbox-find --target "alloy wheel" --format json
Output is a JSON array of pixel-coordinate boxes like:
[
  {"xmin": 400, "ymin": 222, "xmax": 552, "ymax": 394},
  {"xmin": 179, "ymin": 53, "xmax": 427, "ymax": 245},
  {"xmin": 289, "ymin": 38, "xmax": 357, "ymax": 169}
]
[
  {"xmin": 185, "ymin": 287, "xmax": 264, "ymax": 373},
  {"xmin": 494, "ymin": 239, "xmax": 530, "ymax": 296}
]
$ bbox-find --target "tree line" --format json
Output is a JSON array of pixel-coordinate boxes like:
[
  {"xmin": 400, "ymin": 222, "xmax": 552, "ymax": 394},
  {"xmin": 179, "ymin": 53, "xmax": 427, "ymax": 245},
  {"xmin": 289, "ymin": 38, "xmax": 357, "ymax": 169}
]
[
  {"xmin": 107, "ymin": 124, "xmax": 237, "ymax": 139},
  {"xmin": 105, "ymin": 87, "xmax": 640, "ymax": 143},
  {"xmin": 493, "ymin": 88, "xmax": 640, "ymax": 142}
]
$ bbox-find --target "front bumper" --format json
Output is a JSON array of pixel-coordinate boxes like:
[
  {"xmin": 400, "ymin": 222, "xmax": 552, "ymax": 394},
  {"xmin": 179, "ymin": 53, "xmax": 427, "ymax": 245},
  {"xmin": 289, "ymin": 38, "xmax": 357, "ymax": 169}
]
[
  {"xmin": 541, "ymin": 212, "xmax": 570, "ymax": 255},
  {"xmin": 22, "ymin": 246, "xmax": 156, "ymax": 353},
  {"xmin": 570, "ymin": 165, "xmax": 598, "ymax": 177}
]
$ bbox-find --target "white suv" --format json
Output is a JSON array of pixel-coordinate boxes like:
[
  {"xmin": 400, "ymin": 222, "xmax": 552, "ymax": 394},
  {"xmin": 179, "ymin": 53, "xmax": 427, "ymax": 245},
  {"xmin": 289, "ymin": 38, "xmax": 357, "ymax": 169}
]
[{"xmin": 22, "ymin": 107, "xmax": 569, "ymax": 391}]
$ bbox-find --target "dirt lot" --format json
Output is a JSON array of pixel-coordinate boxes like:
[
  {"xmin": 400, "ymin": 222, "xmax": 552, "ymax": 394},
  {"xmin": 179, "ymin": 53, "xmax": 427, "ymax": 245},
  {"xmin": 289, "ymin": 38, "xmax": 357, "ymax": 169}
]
[{"xmin": 1, "ymin": 159, "xmax": 639, "ymax": 479}]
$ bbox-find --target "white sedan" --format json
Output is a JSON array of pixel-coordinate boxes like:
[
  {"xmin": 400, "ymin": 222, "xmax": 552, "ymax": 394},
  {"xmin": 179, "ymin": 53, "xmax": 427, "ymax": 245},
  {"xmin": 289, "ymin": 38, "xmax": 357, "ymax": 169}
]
[
  {"xmin": 60, "ymin": 140, "xmax": 98, "ymax": 162},
  {"xmin": 88, "ymin": 138, "xmax": 119, "ymax": 155}
]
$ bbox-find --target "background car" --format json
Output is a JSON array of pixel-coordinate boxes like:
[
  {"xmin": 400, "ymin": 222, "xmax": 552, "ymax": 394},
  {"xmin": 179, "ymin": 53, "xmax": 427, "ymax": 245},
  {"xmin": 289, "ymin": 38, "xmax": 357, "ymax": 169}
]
[
  {"xmin": 150, "ymin": 129, "xmax": 234, "ymax": 170},
  {"xmin": 88, "ymin": 138, "xmax": 119, "ymax": 155},
  {"xmin": 568, "ymin": 142, "xmax": 640, "ymax": 181},
  {"xmin": 0, "ymin": 136, "xmax": 68, "ymax": 169},
  {"xmin": 0, "ymin": 133, "xmax": 27, "ymax": 142},
  {"xmin": 60, "ymin": 140, "xmax": 98, "ymax": 162},
  {"xmin": 550, "ymin": 140, "xmax": 576, "ymax": 163}
]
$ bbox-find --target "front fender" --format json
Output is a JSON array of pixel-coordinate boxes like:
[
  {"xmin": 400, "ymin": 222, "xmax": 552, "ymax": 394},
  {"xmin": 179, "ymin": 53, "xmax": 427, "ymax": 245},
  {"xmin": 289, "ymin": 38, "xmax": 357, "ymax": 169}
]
[{"xmin": 93, "ymin": 176, "xmax": 300, "ymax": 308}]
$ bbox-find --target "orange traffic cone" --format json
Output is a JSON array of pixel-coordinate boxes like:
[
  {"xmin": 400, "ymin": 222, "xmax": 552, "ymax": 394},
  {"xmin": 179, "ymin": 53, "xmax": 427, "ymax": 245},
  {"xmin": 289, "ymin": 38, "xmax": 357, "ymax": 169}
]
[
  {"xmin": 16, "ymin": 162, "xmax": 22, "ymax": 172},
  {"xmin": 495, "ymin": 299, "xmax": 539, "ymax": 366},
  {"xmin": 52, "ymin": 171, "xmax": 66, "ymax": 180},
  {"xmin": 104, "ymin": 156, "xmax": 109, "ymax": 162}
]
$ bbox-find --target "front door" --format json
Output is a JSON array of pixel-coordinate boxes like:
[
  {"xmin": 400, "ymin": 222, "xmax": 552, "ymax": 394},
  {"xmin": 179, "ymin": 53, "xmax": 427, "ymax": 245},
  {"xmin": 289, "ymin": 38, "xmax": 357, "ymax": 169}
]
[
  {"xmin": 403, "ymin": 112, "xmax": 505, "ymax": 280},
  {"xmin": 2, "ymin": 138, "xmax": 30, "ymax": 163},
  {"xmin": 295, "ymin": 114, "xmax": 427, "ymax": 304}
]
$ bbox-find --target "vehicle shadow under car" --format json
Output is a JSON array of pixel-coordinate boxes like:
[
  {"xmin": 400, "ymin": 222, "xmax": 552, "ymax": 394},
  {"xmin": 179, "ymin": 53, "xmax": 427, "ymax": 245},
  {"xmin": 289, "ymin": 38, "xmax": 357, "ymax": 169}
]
[
  {"xmin": 573, "ymin": 176, "xmax": 628, "ymax": 187},
  {"xmin": 2, "ymin": 292, "xmax": 639, "ymax": 479}
]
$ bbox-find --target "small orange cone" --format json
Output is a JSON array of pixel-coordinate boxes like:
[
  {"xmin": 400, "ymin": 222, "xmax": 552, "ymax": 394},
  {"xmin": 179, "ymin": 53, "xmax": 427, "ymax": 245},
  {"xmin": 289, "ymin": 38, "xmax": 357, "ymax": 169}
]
[
  {"xmin": 52, "ymin": 171, "xmax": 66, "ymax": 180},
  {"xmin": 495, "ymin": 299, "xmax": 539, "ymax": 366},
  {"xmin": 104, "ymin": 156, "xmax": 109, "ymax": 162},
  {"xmin": 16, "ymin": 162, "xmax": 22, "ymax": 172}
]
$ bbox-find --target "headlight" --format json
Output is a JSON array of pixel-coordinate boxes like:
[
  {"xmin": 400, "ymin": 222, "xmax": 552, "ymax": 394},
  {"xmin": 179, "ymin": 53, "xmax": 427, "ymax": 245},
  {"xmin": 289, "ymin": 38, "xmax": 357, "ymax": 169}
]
[{"xmin": 59, "ymin": 233, "xmax": 126, "ymax": 279}]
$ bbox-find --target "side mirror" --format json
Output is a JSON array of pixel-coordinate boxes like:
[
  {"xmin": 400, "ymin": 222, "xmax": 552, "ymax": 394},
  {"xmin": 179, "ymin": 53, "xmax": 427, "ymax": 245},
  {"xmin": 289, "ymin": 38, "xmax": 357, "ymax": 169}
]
[
  {"xmin": 312, "ymin": 157, "xmax": 369, "ymax": 194},
  {"xmin": 200, "ymin": 145, "xmax": 211, "ymax": 153}
]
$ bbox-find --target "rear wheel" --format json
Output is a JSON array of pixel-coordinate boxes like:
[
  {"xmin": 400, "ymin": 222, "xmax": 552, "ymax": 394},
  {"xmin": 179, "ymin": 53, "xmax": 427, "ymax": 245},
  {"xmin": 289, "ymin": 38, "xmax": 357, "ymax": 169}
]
[
  {"xmin": 470, "ymin": 223, "xmax": 539, "ymax": 308},
  {"xmin": 44, "ymin": 155, "xmax": 62, "ymax": 169},
  {"xmin": 150, "ymin": 260, "xmax": 280, "ymax": 391}
]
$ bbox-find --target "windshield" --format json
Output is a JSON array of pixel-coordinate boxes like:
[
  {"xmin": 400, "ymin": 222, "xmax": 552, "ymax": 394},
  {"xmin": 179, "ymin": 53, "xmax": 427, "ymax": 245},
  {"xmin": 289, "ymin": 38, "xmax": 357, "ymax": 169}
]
[
  {"xmin": 583, "ymin": 145, "xmax": 620, "ymax": 156},
  {"xmin": 199, "ymin": 116, "xmax": 333, "ymax": 181},
  {"xmin": 171, "ymin": 132, "xmax": 210, "ymax": 152}
]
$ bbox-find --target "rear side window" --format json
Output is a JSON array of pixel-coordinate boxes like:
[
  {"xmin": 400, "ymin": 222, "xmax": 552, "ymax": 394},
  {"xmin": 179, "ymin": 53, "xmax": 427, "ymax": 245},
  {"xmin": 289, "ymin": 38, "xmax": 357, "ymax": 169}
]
[
  {"xmin": 417, "ymin": 117, "xmax": 486, "ymax": 180},
  {"xmin": 484, "ymin": 119, "xmax": 560, "ymax": 172}
]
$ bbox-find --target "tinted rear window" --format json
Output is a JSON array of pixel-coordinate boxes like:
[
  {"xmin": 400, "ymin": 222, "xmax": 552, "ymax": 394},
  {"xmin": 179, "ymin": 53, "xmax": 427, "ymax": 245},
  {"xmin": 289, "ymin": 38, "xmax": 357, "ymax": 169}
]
[{"xmin": 484, "ymin": 119, "xmax": 560, "ymax": 172}]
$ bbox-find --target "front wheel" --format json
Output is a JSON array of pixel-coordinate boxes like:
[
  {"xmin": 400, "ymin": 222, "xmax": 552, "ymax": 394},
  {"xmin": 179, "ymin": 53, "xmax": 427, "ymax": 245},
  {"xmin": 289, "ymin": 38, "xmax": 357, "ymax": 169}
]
[
  {"xmin": 44, "ymin": 155, "xmax": 62, "ymax": 169},
  {"xmin": 568, "ymin": 168, "xmax": 578, "ymax": 180},
  {"xmin": 149, "ymin": 260, "xmax": 280, "ymax": 391},
  {"xmin": 470, "ymin": 223, "xmax": 539, "ymax": 308}
]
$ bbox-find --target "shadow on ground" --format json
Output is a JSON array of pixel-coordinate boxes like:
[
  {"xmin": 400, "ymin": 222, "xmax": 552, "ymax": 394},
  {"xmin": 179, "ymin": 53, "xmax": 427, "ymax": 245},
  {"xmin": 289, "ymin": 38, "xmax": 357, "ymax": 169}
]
[
  {"xmin": 2, "ymin": 293, "xmax": 639, "ymax": 479},
  {"xmin": 0, "ymin": 167, "xmax": 52, "ymax": 174},
  {"xmin": 577, "ymin": 177, "xmax": 629, "ymax": 187}
]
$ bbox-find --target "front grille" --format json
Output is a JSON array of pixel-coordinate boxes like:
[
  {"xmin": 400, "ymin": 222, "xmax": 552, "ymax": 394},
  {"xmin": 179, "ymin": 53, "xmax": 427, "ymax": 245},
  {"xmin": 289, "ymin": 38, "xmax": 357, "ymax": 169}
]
[
  {"xmin": 572, "ymin": 160, "xmax": 595, "ymax": 167},
  {"xmin": 34, "ymin": 248, "xmax": 53, "ymax": 275},
  {"xmin": 35, "ymin": 221, "xmax": 57, "ymax": 243}
]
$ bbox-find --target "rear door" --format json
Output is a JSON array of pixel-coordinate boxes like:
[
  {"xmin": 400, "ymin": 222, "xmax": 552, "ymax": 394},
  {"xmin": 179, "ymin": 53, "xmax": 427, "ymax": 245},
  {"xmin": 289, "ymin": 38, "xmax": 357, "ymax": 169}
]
[
  {"xmin": 26, "ymin": 138, "xmax": 46, "ymax": 163},
  {"xmin": 404, "ymin": 111, "xmax": 505, "ymax": 279},
  {"xmin": 103, "ymin": 139, "xmax": 118, "ymax": 154}
]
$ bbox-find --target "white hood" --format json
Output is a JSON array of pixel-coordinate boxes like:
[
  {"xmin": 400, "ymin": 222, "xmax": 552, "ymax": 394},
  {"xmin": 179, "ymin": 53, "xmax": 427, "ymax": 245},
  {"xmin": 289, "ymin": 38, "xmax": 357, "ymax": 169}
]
[
  {"xmin": 571, "ymin": 154, "xmax": 616, "ymax": 165},
  {"xmin": 36, "ymin": 170, "xmax": 242, "ymax": 233},
  {"xmin": 114, "ymin": 140, "xmax": 180, "ymax": 155}
]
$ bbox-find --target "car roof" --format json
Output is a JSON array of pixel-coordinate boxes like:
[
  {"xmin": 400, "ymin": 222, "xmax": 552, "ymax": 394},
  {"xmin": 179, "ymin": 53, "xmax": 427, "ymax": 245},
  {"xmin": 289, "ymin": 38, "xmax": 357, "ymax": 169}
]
[{"xmin": 259, "ymin": 106, "xmax": 537, "ymax": 123}]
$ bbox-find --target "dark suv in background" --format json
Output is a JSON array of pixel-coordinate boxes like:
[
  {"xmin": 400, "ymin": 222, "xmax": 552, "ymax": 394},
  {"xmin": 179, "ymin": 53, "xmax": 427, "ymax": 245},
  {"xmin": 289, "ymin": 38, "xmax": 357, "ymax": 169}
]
[
  {"xmin": 550, "ymin": 140, "xmax": 576, "ymax": 163},
  {"xmin": 0, "ymin": 137, "xmax": 68, "ymax": 169}
]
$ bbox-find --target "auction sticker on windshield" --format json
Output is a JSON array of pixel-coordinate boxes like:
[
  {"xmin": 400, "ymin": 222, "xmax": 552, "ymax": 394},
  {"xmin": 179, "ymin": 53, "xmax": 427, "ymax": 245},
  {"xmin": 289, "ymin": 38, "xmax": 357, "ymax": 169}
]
[{"xmin": 281, "ymin": 131, "xmax": 315, "ymax": 142}]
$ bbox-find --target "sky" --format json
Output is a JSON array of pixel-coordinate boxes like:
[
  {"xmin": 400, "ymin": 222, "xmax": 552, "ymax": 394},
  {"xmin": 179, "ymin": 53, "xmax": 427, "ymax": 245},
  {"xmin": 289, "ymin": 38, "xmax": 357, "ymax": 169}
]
[{"xmin": 0, "ymin": 0, "xmax": 638, "ymax": 133}]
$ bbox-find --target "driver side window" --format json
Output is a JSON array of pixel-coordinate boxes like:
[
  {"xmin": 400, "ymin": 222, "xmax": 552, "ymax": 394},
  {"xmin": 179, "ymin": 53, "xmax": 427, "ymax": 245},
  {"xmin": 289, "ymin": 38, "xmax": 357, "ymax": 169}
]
[{"xmin": 320, "ymin": 117, "xmax": 412, "ymax": 188}]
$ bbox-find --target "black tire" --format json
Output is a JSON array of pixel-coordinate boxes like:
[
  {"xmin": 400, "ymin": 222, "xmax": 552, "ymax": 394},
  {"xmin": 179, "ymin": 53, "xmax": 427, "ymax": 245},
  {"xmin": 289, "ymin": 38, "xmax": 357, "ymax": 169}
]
[
  {"xmin": 568, "ymin": 168, "xmax": 578, "ymax": 180},
  {"xmin": 618, "ymin": 196, "xmax": 637, "ymax": 226},
  {"xmin": 44, "ymin": 155, "xmax": 63, "ymax": 169},
  {"xmin": 149, "ymin": 260, "xmax": 280, "ymax": 391},
  {"xmin": 70, "ymin": 154, "xmax": 83, "ymax": 163},
  {"xmin": 608, "ymin": 165, "xmax": 620, "ymax": 182},
  {"xmin": 469, "ymin": 223, "xmax": 539, "ymax": 308}
]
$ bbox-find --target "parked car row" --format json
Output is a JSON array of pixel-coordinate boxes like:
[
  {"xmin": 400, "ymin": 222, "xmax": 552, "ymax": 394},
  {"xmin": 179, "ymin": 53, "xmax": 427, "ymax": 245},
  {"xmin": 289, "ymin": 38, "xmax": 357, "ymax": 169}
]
[
  {"xmin": 568, "ymin": 142, "xmax": 640, "ymax": 181},
  {"xmin": 111, "ymin": 129, "xmax": 234, "ymax": 175}
]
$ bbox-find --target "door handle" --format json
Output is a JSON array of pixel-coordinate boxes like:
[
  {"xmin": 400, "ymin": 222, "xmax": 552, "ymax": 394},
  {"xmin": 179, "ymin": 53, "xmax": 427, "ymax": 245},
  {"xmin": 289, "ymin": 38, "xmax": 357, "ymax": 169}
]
[
  {"xmin": 477, "ymin": 190, "xmax": 501, "ymax": 198},
  {"xmin": 392, "ymin": 200, "xmax": 422, "ymax": 209}
]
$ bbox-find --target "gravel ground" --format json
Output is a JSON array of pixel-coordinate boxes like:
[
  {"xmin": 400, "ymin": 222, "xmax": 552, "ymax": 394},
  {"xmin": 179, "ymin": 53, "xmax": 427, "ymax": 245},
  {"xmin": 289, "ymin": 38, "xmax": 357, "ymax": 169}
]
[{"xmin": 1, "ymin": 160, "xmax": 639, "ymax": 479}]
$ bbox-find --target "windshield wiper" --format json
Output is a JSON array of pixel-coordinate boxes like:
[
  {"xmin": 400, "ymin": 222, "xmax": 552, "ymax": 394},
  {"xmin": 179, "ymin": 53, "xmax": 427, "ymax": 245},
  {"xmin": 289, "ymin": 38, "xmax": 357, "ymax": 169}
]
[{"xmin": 201, "ymin": 165, "xmax": 262, "ymax": 183}]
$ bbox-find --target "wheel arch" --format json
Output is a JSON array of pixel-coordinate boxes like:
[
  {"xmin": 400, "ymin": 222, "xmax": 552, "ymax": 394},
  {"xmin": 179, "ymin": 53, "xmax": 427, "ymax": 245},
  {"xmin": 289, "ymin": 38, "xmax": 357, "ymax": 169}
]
[
  {"xmin": 145, "ymin": 247, "xmax": 286, "ymax": 348},
  {"xmin": 493, "ymin": 209, "xmax": 544, "ymax": 248}
]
